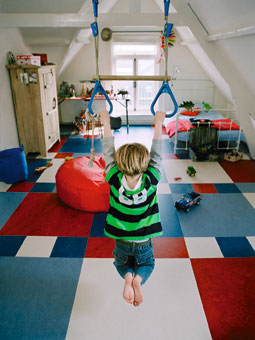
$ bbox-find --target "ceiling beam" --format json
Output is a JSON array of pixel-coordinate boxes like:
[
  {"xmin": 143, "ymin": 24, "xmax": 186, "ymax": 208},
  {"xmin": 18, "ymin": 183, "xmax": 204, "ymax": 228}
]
[
  {"xmin": 79, "ymin": 0, "xmax": 119, "ymax": 15},
  {"xmin": 207, "ymin": 25, "xmax": 255, "ymax": 41},
  {"xmin": 154, "ymin": 0, "xmax": 177, "ymax": 14},
  {"xmin": 0, "ymin": 13, "xmax": 181, "ymax": 28}
]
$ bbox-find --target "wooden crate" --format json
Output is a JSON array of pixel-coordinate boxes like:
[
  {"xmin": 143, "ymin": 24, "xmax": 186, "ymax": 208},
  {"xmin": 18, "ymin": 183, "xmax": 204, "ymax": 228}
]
[{"xmin": 224, "ymin": 150, "xmax": 243, "ymax": 162}]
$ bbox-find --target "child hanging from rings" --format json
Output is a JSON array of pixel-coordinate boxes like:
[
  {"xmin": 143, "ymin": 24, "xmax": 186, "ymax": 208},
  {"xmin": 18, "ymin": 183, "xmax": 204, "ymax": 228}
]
[{"xmin": 100, "ymin": 110, "xmax": 165, "ymax": 307}]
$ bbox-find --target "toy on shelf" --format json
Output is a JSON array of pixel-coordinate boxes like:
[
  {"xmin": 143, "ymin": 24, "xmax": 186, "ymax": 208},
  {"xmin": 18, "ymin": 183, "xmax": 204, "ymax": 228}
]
[
  {"xmin": 174, "ymin": 177, "xmax": 182, "ymax": 181},
  {"xmin": 186, "ymin": 166, "xmax": 196, "ymax": 177},
  {"xmin": 175, "ymin": 192, "xmax": 202, "ymax": 213}
]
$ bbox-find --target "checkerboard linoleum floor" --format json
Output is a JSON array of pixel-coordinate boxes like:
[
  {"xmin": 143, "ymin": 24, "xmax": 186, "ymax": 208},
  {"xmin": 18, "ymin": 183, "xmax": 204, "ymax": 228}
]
[{"xmin": 0, "ymin": 126, "xmax": 255, "ymax": 340}]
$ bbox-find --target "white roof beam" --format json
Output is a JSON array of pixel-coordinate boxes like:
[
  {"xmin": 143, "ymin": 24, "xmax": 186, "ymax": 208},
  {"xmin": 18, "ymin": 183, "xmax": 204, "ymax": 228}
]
[
  {"xmin": 0, "ymin": 13, "xmax": 181, "ymax": 28},
  {"xmin": 79, "ymin": 0, "xmax": 119, "ymax": 15},
  {"xmin": 154, "ymin": 0, "xmax": 177, "ymax": 14},
  {"xmin": 207, "ymin": 25, "xmax": 255, "ymax": 42}
]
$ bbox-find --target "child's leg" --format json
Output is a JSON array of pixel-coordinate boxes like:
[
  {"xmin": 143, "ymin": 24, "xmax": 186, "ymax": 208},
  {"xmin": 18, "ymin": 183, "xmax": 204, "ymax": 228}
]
[
  {"xmin": 113, "ymin": 241, "xmax": 135, "ymax": 304},
  {"xmin": 123, "ymin": 272, "xmax": 134, "ymax": 304},
  {"xmin": 132, "ymin": 274, "xmax": 143, "ymax": 307},
  {"xmin": 133, "ymin": 240, "xmax": 155, "ymax": 306}
]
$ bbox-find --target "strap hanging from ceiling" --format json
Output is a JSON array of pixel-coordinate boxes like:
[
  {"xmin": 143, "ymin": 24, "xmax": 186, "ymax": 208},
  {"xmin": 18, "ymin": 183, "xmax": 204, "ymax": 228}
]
[
  {"xmin": 88, "ymin": 0, "xmax": 113, "ymax": 167},
  {"xmin": 150, "ymin": 0, "xmax": 178, "ymax": 118}
]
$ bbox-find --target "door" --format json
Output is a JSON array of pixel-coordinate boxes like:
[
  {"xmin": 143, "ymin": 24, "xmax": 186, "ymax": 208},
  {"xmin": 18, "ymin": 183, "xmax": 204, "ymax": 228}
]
[{"xmin": 42, "ymin": 68, "xmax": 60, "ymax": 149}]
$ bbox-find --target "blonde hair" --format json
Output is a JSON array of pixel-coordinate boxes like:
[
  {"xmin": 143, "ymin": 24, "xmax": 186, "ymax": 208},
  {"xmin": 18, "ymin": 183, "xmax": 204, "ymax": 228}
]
[{"xmin": 114, "ymin": 143, "xmax": 150, "ymax": 177}]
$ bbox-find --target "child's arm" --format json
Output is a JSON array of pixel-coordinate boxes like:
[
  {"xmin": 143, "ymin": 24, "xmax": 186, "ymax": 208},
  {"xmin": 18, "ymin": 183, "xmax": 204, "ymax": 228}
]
[
  {"xmin": 100, "ymin": 110, "xmax": 112, "ymax": 138},
  {"xmin": 99, "ymin": 110, "xmax": 115, "ymax": 173},
  {"xmin": 149, "ymin": 111, "xmax": 166, "ymax": 174}
]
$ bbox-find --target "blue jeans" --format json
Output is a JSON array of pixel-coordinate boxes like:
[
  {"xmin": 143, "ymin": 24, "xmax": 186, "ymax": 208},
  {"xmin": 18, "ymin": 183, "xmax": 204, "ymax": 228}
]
[{"xmin": 113, "ymin": 239, "xmax": 155, "ymax": 285}]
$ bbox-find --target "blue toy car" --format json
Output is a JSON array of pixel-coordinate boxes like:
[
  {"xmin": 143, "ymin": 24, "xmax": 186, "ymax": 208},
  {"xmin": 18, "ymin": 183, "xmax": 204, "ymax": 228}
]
[{"xmin": 175, "ymin": 191, "xmax": 202, "ymax": 212}]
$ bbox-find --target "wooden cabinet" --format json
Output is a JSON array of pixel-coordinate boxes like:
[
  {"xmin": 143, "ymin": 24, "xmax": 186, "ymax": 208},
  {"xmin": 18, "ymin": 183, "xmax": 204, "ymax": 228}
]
[{"xmin": 6, "ymin": 64, "xmax": 60, "ymax": 157}]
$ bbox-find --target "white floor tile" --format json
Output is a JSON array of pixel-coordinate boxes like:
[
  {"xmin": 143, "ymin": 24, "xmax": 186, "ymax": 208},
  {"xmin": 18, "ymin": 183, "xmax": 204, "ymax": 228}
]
[
  {"xmin": 247, "ymin": 236, "xmax": 255, "ymax": 250},
  {"xmin": 37, "ymin": 159, "xmax": 64, "ymax": 183},
  {"xmin": 16, "ymin": 236, "xmax": 57, "ymax": 257},
  {"xmin": 185, "ymin": 237, "xmax": 223, "ymax": 258},
  {"xmin": 46, "ymin": 152, "xmax": 58, "ymax": 158},
  {"xmin": 66, "ymin": 259, "xmax": 212, "ymax": 340},
  {"xmin": 163, "ymin": 159, "xmax": 233, "ymax": 183},
  {"xmin": 242, "ymin": 193, "xmax": 255, "ymax": 208},
  {"xmin": 157, "ymin": 183, "xmax": 171, "ymax": 194},
  {"xmin": 0, "ymin": 182, "xmax": 11, "ymax": 192}
]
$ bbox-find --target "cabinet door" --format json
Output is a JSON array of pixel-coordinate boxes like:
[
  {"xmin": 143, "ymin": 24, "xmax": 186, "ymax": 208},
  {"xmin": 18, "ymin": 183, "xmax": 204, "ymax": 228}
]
[{"xmin": 41, "ymin": 68, "xmax": 60, "ymax": 149}]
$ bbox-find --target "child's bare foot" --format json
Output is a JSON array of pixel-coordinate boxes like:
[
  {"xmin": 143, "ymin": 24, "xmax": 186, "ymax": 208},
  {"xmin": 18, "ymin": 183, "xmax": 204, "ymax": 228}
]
[
  {"xmin": 132, "ymin": 275, "xmax": 143, "ymax": 307},
  {"xmin": 123, "ymin": 273, "xmax": 134, "ymax": 304}
]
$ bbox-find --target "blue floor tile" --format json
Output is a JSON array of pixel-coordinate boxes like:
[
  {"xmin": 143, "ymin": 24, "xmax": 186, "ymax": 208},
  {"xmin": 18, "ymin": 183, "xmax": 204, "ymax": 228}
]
[
  {"xmin": 0, "ymin": 257, "xmax": 83, "ymax": 340},
  {"xmin": 27, "ymin": 159, "xmax": 52, "ymax": 182},
  {"xmin": 0, "ymin": 192, "xmax": 27, "ymax": 230},
  {"xmin": 216, "ymin": 237, "xmax": 255, "ymax": 258},
  {"xmin": 236, "ymin": 183, "xmax": 255, "ymax": 193},
  {"xmin": 30, "ymin": 183, "xmax": 56, "ymax": 193},
  {"xmin": 90, "ymin": 212, "xmax": 107, "ymax": 237},
  {"xmin": 176, "ymin": 193, "xmax": 255, "ymax": 237},
  {"xmin": 51, "ymin": 237, "xmax": 87, "ymax": 258},
  {"xmin": 170, "ymin": 183, "xmax": 193, "ymax": 194},
  {"xmin": 59, "ymin": 138, "xmax": 102, "ymax": 153},
  {"xmin": 73, "ymin": 153, "xmax": 91, "ymax": 158},
  {"xmin": 176, "ymin": 150, "xmax": 190, "ymax": 159},
  {"xmin": 0, "ymin": 236, "xmax": 26, "ymax": 256},
  {"xmin": 214, "ymin": 183, "xmax": 241, "ymax": 193},
  {"xmin": 158, "ymin": 194, "xmax": 183, "ymax": 237}
]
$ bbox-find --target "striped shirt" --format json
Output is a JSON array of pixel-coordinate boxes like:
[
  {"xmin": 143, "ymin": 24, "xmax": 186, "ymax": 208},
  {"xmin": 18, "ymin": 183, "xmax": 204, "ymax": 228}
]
[{"xmin": 102, "ymin": 138, "xmax": 163, "ymax": 240}]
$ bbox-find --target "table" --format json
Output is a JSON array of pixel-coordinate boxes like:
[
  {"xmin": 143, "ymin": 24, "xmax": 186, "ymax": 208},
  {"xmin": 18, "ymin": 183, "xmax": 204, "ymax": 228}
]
[{"xmin": 58, "ymin": 95, "xmax": 130, "ymax": 133}]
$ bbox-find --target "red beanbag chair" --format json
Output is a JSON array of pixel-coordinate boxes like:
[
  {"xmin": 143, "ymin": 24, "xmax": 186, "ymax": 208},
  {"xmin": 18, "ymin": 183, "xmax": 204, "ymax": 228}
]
[{"xmin": 56, "ymin": 156, "xmax": 110, "ymax": 212}]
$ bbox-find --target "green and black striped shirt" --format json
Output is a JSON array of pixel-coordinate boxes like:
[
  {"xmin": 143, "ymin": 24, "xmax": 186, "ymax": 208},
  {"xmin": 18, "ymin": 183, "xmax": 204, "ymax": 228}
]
[{"xmin": 102, "ymin": 138, "xmax": 163, "ymax": 240}]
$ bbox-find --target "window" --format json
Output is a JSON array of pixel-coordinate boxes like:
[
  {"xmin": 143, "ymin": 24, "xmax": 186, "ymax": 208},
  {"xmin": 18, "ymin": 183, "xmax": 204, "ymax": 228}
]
[{"xmin": 112, "ymin": 43, "xmax": 158, "ymax": 113}]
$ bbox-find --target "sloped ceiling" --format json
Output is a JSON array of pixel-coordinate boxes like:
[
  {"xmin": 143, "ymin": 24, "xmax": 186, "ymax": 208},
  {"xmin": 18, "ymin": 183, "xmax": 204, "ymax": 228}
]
[{"xmin": 0, "ymin": 0, "xmax": 254, "ymax": 94}]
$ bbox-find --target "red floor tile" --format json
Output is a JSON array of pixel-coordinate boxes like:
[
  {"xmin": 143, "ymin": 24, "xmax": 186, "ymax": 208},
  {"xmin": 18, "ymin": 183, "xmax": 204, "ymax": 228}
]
[
  {"xmin": 219, "ymin": 160, "xmax": 255, "ymax": 183},
  {"xmin": 7, "ymin": 182, "xmax": 34, "ymax": 192},
  {"xmin": 191, "ymin": 258, "xmax": 255, "ymax": 340},
  {"xmin": 54, "ymin": 153, "xmax": 73, "ymax": 159},
  {"xmin": 85, "ymin": 237, "xmax": 115, "ymax": 258},
  {"xmin": 0, "ymin": 193, "xmax": 93, "ymax": 237},
  {"xmin": 153, "ymin": 238, "xmax": 189, "ymax": 258},
  {"xmin": 48, "ymin": 138, "xmax": 67, "ymax": 152},
  {"xmin": 192, "ymin": 183, "xmax": 218, "ymax": 193},
  {"xmin": 83, "ymin": 135, "xmax": 99, "ymax": 139}
]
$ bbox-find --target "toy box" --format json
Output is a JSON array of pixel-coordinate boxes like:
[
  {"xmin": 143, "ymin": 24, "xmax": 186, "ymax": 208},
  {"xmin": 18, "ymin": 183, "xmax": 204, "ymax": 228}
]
[
  {"xmin": 33, "ymin": 53, "xmax": 47, "ymax": 65},
  {"xmin": 16, "ymin": 55, "xmax": 41, "ymax": 66},
  {"xmin": 224, "ymin": 150, "xmax": 243, "ymax": 162}
]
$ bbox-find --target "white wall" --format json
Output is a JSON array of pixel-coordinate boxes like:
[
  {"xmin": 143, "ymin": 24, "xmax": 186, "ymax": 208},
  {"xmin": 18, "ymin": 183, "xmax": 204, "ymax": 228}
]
[
  {"xmin": 217, "ymin": 35, "xmax": 255, "ymax": 95},
  {"xmin": 0, "ymin": 28, "xmax": 30, "ymax": 151}
]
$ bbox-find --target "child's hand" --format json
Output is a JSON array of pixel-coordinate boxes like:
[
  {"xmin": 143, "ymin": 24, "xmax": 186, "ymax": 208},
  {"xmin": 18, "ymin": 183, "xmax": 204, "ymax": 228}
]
[
  {"xmin": 99, "ymin": 110, "xmax": 110, "ymax": 126},
  {"xmin": 154, "ymin": 111, "xmax": 166, "ymax": 126}
]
